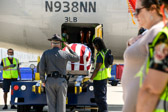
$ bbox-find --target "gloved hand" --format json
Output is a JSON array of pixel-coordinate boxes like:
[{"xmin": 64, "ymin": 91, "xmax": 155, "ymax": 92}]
[{"xmin": 9, "ymin": 64, "xmax": 16, "ymax": 67}]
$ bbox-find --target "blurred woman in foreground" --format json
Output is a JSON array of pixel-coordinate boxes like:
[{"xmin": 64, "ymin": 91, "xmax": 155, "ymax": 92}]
[
  {"xmin": 121, "ymin": 0, "xmax": 164, "ymax": 112},
  {"xmin": 136, "ymin": 0, "xmax": 168, "ymax": 112}
]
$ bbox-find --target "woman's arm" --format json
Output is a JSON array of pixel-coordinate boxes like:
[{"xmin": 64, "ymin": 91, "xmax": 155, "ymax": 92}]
[{"xmin": 136, "ymin": 69, "xmax": 168, "ymax": 112}]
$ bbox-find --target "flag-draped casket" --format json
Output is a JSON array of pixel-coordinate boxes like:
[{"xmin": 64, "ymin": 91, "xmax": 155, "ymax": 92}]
[{"xmin": 63, "ymin": 43, "xmax": 92, "ymax": 71}]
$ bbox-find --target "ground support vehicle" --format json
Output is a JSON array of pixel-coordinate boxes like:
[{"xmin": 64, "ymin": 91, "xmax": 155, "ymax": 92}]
[
  {"xmin": 11, "ymin": 81, "xmax": 46, "ymax": 112},
  {"xmin": 10, "ymin": 71, "xmax": 98, "ymax": 112}
]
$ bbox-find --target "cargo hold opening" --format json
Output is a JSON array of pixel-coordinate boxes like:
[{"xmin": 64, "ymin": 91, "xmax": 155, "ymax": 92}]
[{"xmin": 61, "ymin": 23, "xmax": 99, "ymax": 54}]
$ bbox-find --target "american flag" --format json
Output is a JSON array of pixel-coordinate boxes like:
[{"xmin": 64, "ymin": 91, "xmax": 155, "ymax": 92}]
[{"xmin": 63, "ymin": 43, "xmax": 92, "ymax": 71}]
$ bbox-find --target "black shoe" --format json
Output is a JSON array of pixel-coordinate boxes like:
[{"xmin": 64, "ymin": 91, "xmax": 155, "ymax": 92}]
[
  {"xmin": 2, "ymin": 105, "xmax": 8, "ymax": 110},
  {"xmin": 11, "ymin": 105, "xmax": 17, "ymax": 109}
]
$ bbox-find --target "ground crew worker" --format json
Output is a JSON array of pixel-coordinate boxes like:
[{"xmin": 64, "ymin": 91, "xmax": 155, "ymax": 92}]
[
  {"xmin": 39, "ymin": 34, "xmax": 79, "ymax": 112},
  {"xmin": 136, "ymin": 0, "xmax": 168, "ymax": 112},
  {"xmin": 62, "ymin": 28, "xmax": 69, "ymax": 49},
  {"xmin": 1, "ymin": 48, "xmax": 21, "ymax": 110},
  {"xmin": 90, "ymin": 37, "xmax": 111, "ymax": 112}
]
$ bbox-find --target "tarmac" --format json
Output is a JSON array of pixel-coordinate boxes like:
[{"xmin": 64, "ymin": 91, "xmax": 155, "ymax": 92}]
[{"xmin": 0, "ymin": 84, "xmax": 124, "ymax": 112}]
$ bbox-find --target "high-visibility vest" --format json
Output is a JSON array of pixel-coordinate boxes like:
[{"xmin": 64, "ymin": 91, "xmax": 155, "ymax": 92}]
[
  {"xmin": 93, "ymin": 50, "xmax": 111, "ymax": 80},
  {"xmin": 2, "ymin": 57, "xmax": 19, "ymax": 79},
  {"xmin": 136, "ymin": 27, "xmax": 168, "ymax": 112},
  {"xmin": 62, "ymin": 35, "xmax": 67, "ymax": 49}
]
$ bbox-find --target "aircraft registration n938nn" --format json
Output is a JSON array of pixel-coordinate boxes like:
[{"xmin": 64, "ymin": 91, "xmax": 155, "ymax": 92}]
[{"xmin": 0, "ymin": 0, "xmax": 138, "ymax": 59}]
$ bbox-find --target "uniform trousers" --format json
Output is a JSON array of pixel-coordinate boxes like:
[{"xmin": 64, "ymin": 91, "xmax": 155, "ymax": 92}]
[
  {"xmin": 45, "ymin": 77, "xmax": 67, "ymax": 112},
  {"xmin": 93, "ymin": 79, "xmax": 108, "ymax": 112}
]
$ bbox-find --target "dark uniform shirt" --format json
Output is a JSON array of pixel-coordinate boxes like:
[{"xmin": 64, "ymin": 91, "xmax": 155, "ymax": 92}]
[
  {"xmin": 39, "ymin": 47, "xmax": 79, "ymax": 83},
  {"xmin": 96, "ymin": 54, "xmax": 103, "ymax": 63}
]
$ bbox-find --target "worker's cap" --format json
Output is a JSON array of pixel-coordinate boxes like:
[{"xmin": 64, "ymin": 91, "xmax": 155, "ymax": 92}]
[{"xmin": 48, "ymin": 34, "xmax": 63, "ymax": 42}]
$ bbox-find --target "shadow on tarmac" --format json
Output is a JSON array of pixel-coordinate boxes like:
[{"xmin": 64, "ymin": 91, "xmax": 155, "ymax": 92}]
[{"xmin": 0, "ymin": 105, "xmax": 123, "ymax": 112}]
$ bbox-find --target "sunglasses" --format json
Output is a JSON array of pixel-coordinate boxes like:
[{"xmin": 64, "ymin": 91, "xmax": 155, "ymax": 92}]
[{"xmin": 134, "ymin": 7, "xmax": 145, "ymax": 16}]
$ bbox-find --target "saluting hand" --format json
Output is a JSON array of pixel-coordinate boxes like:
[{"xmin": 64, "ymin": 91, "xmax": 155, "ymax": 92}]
[{"xmin": 64, "ymin": 42, "xmax": 71, "ymax": 49}]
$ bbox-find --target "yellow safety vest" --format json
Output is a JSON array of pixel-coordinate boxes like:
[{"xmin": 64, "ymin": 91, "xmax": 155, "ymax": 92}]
[
  {"xmin": 136, "ymin": 27, "xmax": 168, "ymax": 112},
  {"xmin": 93, "ymin": 50, "xmax": 111, "ymax": 80},
  {"xmin": 2, "ymin": 57, "xmax": 19, "ymax": 79}
]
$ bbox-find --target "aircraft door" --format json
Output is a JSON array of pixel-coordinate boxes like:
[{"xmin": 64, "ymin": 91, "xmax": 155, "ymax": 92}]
[{"xmin": 95, "ymin": 24, "xmax": 103, "ymax": 39}]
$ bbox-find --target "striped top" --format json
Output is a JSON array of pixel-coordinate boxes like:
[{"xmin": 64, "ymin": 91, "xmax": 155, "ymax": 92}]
[{"xmin": 63, "ymin": 43, "xmax": 92, "ymax": 71}]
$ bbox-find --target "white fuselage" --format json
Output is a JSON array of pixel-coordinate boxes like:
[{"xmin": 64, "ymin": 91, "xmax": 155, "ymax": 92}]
[{"xmin": 0, "ymin": 0, "xmax": 138, "ymax": 59}]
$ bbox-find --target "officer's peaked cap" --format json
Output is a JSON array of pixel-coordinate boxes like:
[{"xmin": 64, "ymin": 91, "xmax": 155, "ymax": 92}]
[{"xmin": 48, "ymin": 34, "xmax": 63, "ymax": 42}]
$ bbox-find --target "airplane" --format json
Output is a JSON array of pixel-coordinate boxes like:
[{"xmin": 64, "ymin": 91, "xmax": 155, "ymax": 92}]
[{"xmin": 0, "ymin": 0, "xmax": 138, "ymax": 59}]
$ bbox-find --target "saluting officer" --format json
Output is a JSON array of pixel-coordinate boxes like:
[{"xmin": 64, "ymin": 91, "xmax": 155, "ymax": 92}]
[{"xmin": 39, "ymin": 34, "xmax": 79, "ymax": 112}]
